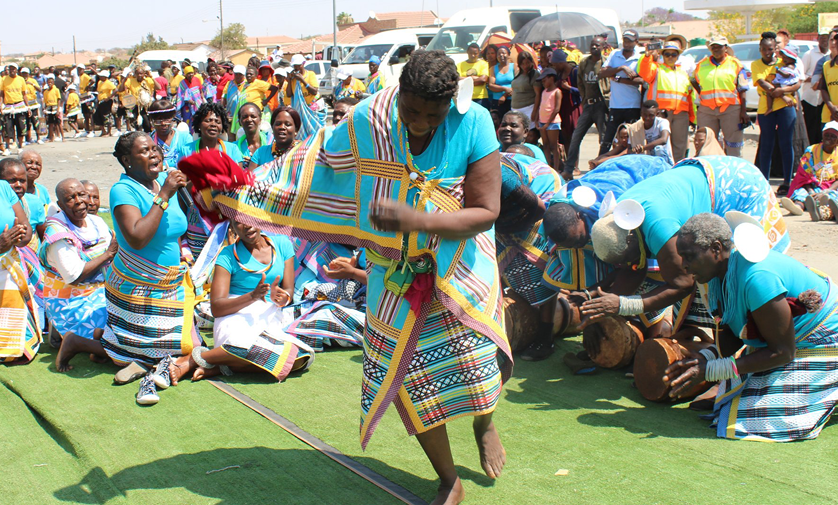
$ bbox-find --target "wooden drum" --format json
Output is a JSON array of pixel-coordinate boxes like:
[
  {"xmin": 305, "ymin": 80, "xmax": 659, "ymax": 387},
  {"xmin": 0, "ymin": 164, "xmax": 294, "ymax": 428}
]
[
  {"xmin": 553, "ymin": 295, "xmax": 583, "ymax": 336},
  {"xmin": 634, "ymin": 334, "xmax": 714, "ymax": 402},
  {"xmin": 503, "ymin": 291, "xmax": 540, "ymax": 352},
  {"xmin": 584, "ymin": 315, "xmax": 644, "ymax": 369}
]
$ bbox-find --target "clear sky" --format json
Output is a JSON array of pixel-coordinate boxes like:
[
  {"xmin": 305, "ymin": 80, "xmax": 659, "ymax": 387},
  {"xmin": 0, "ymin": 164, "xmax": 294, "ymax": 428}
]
[{"xmin": 2, "ymin": 0, "xmax": 701, "ymax": 55}]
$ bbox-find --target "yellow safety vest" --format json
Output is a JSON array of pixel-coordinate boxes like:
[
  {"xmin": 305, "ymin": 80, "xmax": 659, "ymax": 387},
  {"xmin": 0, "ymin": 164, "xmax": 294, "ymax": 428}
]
[
  {"xmin": 637, "ymin": 54, "xmax": 694, "ymax": 120},
  {"xmin": 695, "ymin": 56, "xmax": 743, "ymax": 112}
]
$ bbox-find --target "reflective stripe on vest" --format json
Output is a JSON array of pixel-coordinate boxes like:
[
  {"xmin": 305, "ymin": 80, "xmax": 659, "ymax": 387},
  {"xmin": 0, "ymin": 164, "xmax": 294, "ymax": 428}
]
[
  {"xmin": 646, "ymin": 65, "xmax": 692, "ymax": 114},
  {"xmin": 696, "ymin": 57, "xmax": 742, "ymax": 112}
]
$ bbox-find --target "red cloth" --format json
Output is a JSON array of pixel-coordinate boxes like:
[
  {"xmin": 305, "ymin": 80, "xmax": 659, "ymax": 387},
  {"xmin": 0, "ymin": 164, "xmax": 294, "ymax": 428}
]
[
  {"xmin": 404, "ymin": 272, "xmax": 434, "ymax": 316},
  {"xmin": 787, "ymin": 163, "xmax": 831, "ymax": 197},
  {"xmin": 215, "ymin": 73, "xmax": 233, "ymax": 101},
  {"xmin": 177, "ymin": 150, "xmax": 254, "ymax": 224}
]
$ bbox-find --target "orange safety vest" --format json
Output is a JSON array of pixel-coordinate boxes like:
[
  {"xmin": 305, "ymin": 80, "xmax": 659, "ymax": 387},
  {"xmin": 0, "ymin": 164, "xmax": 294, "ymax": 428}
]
[
  {"xmin": 637, "ymin": 54, "xmax": 695, "ymax": 122},
  {"xmin": 694, "ymin": 55, "xmax": 744, "ymax": 112}
]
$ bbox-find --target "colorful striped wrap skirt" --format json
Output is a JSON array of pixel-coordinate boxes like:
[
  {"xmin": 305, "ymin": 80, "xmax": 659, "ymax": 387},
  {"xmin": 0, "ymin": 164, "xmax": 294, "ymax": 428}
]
[
  {"xmin": 213, "ymin": 298, "xmax": 314, "ymax": 381},
  {"xmin": 0, "ymin": 248, "xmax": 41, "ymax": 363},
  {"xmin": 199, "ymin": 87, "xmax": 511, "ymax": 448},
  {"xmin": 101, "ymin": 249, "xmax": 201, "ymax": 366}
]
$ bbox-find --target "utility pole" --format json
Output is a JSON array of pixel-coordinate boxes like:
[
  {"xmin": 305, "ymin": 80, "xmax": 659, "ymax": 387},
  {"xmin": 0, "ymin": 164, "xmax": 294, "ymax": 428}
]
[
  {"xmin": 73, "ymin": 36, "xmax": 77, "ymax": 65},
  {"xmin": 332, "ymin": 0, "xmax": 337, "ymax": 57},
  {"xmin": 220, "ymin": 0, "xmax": 225, "ymax": 60}
]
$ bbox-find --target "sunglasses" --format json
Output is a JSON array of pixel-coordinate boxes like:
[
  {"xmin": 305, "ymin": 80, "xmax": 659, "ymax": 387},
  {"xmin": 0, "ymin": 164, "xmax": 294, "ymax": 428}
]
[{"xmin": 662, "ymin": 52, "xmax": 679, "ymax": 58}]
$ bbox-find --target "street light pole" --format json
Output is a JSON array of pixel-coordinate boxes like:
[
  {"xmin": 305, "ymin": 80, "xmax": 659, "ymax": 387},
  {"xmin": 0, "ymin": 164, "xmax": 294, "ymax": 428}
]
[
  {"xmin": 220, "ymin": 0, "xmax": 225, "ymax": 60},
  {"xmin": 333, "ymin": 0, "xmax": 337, "ymax": 57}
]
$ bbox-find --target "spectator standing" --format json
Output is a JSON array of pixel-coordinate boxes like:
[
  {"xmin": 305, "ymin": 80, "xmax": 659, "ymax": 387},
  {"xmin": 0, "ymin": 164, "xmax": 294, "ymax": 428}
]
[
  {"xmin": 565, "ymin": 36, "xmax": 609, "ymax": 175},
  {"xmin": 637, "ymin": 41, "xmax": 695, "ymax": 162},
  {"xmin": 510, "ymin": 51, "xmax": 541, "ymax": 125},
  {"xmin": 488, "ymin": 46, "xmax": 515, "ymax": 116},
  {"xmin": 693, "ymin": 36, "xmax": 750, "ymax": 157},
  {"xmin": 599, "ymin": 29, "xmax": 643, "ymax": 154},
  {"xmin": 551, "ymin": 49, "xmax": 581, "ymax": 177},
  {"xmin": 802, "ymin": 28, "xmax": 830, "ymax": 144},
  {"xmin": 457, "ymin": 43, "xmax": 490, "ymax": 108}
]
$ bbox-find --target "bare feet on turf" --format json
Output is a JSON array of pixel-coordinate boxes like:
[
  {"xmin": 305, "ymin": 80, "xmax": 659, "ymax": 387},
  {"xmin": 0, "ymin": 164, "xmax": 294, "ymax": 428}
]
[
  {"xmin": 169, "ymin": 354, "xmax": 197, "ymax": 385},
  {"xmin": 56, "ymin": 333, "xmax": 84, "ymax": 372},
  {"xmin": 429, "ymin": 478, "xmax": 464, "ymax": 505},
  {"xmin": 475, "ymin": 422, "xmax": 506, "ymax": 479},
  {"xmin": 89, "ymin": 353, "xmax": 109, "ymax": 363},
  {"xmin": 191, "ymin": 366, "xmax": 221, "ymax": 382}
]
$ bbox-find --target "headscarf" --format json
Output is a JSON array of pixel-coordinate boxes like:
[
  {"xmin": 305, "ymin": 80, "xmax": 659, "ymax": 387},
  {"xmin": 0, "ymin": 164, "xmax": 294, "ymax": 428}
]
[{"xmin": 696, "ymin": 126, "xmax": 725, "ymax": 156}]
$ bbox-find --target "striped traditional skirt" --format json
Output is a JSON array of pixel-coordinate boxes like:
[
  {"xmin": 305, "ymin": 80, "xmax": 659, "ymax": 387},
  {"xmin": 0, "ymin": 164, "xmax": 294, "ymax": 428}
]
[
  {"xmin": 0, "ymin": 249, "xmax": 41, "ymax": 363},
  {"xmin": 101, "ymin": 251, "xmax": 200, "ymax": 366},
  {"xmin": 43, "ymin": 270, "xmax": 107, "ymax": 340},
  {"xmin": 501, "ymin": 253, "xmax": 555, "ymax": 307},
  {"xmin": 712, "ymin": 302, "xmax": 838, "ymax": 442},
  {"xmin": 213, "ymin": 298, "xmax": 314, "ymax": 381},
  {"xmin": 284, "ymin": 300, "xmax": 365, "ymax": 351},
  {"xmin": 360, "ymin": 264, "xmax": 502, "ymax": 448}
]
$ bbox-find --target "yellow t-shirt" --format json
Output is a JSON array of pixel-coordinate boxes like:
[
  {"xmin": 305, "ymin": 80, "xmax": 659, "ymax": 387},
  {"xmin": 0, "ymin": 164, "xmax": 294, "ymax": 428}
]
[
  {"xmin": 751, "ymin": 59, "xmax": 789, "ymax": 114},
  {"xmin": 286, "ymin": 70, "xmax": 320, "ymax": 105},
  {"xmin": 337, "ymin": 77, "xmax": 367, "ymax": 98},
  {"xmin": 1, "ymin": 75, "xmax": 27, "ymax": 104},
  {"xmin": 169, "ymin": 74, "xmax": 184, "ymax": 95},
  {"xmin": 244, "ymin": 79, "xmax": 272, "ymax": 110},
  {"xmin": 823, "ymin": 60, "xmax": 838, "ymax": 123},
  {"xmin": 457, "ymin": 60, "xmax": 489, "ymax": 99},
  {"xmin": 65, "ymin": 92, "xmax": 80, "ymax": 111},
  {"xmin": 24, "ymin": 77, "xmax": 40, "ymax": 105},
  {"xmin": 80, "ymin": 73, "xmax": 92, "ymax": 94},
  {"xmin": 98, "ymin": 80, "xmax": 116, "ymax": 101},
  {"xmin": 43, "ymin": 86, "xmax": 61, "ymax": 107},
  {"xmin": 125, "ymin": 76, "xmax": 156, "ymax": 98}
]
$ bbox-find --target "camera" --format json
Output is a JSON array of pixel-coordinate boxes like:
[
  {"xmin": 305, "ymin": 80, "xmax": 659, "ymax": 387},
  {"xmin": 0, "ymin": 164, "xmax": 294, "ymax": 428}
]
[{"xmin": 646, "ymin": 41, "xmax": 662, "ymax": 51}]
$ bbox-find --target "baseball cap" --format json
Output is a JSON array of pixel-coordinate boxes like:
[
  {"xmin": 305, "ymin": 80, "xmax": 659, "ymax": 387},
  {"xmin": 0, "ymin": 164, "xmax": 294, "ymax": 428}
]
[
  {"xmin": 337, "ymin": 69, "xmax": 351, "ymax": 80},
  {"xmin": 707, "ymin": 36, "xmax": 730, "ymax": 47},
  {"xmin": 97, "ymin": 70, "xmax": 109, "ymax": 77},
  {"xmin": 274, "ymin": 67, "xmax": 288, "ymax": 77},
  {"xmin": 536, "ymin": 68, "xmax": 558, "ymax": 81},
  {"xmin": 20, "ymin": 67, "xmax": 31, "ymax": 74},
  {"xmin": 6, "ymin": 62, "xmax": 18, "ymax": 69},
  {"xmin": 623, "ymin": 29, "xmax": 639, "ymax": 41},
  {"xmin": 820, "ymin": 26, "xmax": 833, "ymax": 35},
  {"xmin": 290, "ymin": 54, "xmax": 306, "ymax": 66},
  {"xmin": 233, "ymin": 64, "xmax": 246, "ymax": 75},
  {"xmin": 823, "ymin": 121, "xmax": 838, "ymax": 134},
  {"xmin": 550, "ymin": 49, "xmax": 568, "ymax": 64}
]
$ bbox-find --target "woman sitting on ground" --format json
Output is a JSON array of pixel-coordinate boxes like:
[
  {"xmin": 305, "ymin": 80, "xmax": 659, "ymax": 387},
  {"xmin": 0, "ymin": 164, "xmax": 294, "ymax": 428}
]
[
  {"xmin": 249, "ymin": 106, "xmax": 302, "ymax": 168},
  {"xmin": 148, "ymin": 99, "xmax": 192, "ymax": 169},
  {"xmin": 693, "ymin": 126, "xmax": 725, "ymax": 157},
  {"xmin": 55, "ymin": 133, "xmax": 199, "ymax": 392},
  {"xmin": 668, "ymin": 213, "xmax": 838, "ymax": 441},
  {"xmin": 169, "ymin": 219, "xmax": 313, "ymax": 383},
  {"xmin": 779, "ymin": 122, "xmax": 838, "ymax": 222},
  {"xmin": 236, "ymin": 102, "xmax": 270, "ymax": 169},
  {"xmin": 588, "ymin": 123, "xmax": 630, "ymax": 169},
  {"xmin": 497, "ymin": 110, "xmax": 548, "ymax": 163}
]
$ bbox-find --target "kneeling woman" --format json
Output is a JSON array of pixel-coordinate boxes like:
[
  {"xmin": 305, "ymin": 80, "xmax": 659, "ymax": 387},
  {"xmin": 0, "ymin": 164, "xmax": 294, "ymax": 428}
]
[
  {"xmin": 669, "ymin": 213, "xmax": 838, "ymax": 441},
  {"xmin": 170, "ymin": 219, "xmax": 313, "ymax": 383}
]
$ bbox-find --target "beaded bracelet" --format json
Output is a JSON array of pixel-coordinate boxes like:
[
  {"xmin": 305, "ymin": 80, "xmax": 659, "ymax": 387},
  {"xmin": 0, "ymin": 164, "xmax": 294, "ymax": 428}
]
[{"xmin": 618, "ymin": 295, "xmax": 644, "ymax": 316}]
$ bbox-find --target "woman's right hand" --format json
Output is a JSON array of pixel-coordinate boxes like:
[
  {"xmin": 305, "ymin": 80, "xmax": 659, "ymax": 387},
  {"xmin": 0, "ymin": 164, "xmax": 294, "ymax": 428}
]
[
  {"xmin": 0, "ymin": 222, "xmax": 26, "ymax": 252},
  {"xmin": 249, "ymin": 273, "xmax": 270, "ymax": 301},
  {"xmin": 160, "ymin": 170, "xmax": 187, "ymax": 200}
]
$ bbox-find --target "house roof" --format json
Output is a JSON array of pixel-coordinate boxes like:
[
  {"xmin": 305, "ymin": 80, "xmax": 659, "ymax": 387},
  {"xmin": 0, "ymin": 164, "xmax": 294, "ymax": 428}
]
[
  {"xmin": 283, "ymin": 25, "xmax": 369, "ymax": 54},
  {"xmin": 368, "ymin": 10, "xmax": 442, "ymax": 28},
  {"xmin": 245, "ymin": 35, "xmax": 302, "ymax": 48},
  {"xmin": 36, "ymin": 51, "xmax": 108, "ymax": 69}
]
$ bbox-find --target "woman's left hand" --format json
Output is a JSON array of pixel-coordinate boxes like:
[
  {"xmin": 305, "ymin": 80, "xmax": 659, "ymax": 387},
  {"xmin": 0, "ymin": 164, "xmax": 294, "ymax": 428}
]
[
  {"xmin": 580, "ymin": 286, "xmax": 621, "ymax": 321},
  {"xmin": 663, "ymin": 354, "xmax": 707, "ymax": 398},
  {"xmin": 269, "ymin": 278, "xmax": 291, "ymax": 307},
  {"xmin": 369, "ymin": 199, "xmax": 424, "ymax": 232}
]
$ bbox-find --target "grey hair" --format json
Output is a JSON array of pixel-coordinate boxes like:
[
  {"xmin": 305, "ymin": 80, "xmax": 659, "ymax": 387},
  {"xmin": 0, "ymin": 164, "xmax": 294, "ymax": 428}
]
[
  {"xmin": 503, "ymin": 110, "xmax": 530, "ymax": 130},
  {"xmin": 18, "ymin": 148, "xmax": 41, "ymax": 160},
  {"xmin": 591, "ymin": 214, "xmax": 631, "ymax": 264},
  {"xmin": 678, "ymin": 213, "xmax": 733, "ymax": 251}
]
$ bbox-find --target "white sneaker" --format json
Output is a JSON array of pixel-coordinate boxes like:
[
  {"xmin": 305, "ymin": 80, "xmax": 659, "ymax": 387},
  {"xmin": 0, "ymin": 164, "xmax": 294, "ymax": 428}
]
[
  {"xmin": 79, "ymin": 132, "xmax": 89, "ymax": 138},
  {"xmin": 37, "ymin": 139, "xmax": 45, "ymax": 144},
  {"xmin": 74, "ymin": 132, "xmax": 84, "ymax": 138},
  {"xmin": 56, "ymin": 138, "xmax": 63, "ymax": 143},
  {"xmin": 136, "ymin": 375, "xmax": 160, "ymax": 405}
]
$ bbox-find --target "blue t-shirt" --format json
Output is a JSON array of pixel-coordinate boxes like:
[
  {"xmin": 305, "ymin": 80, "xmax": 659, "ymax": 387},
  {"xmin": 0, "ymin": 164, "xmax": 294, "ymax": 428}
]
[
  {"xmin": 154, "ymin": 130, "xmax": 193, "ymax": 169},
  {"xmin": 604, "ymin": 48, "xmax": 641, "ymax": 109},
  {"xmin": 23, "ymin": 182, "xmax": 50, "ymax": 227},
  {"xmin": 619, "ymin": 165, "xmax": 711, "ymax": 257},
  {"xmin": 249, "ymin": 144, "xmax": 276, "ymax": 168},
  {"xmin": 109, "ymin": 172, "xmax": 188, "ymax": 266},
  {"xmin": 215, "ymin": 234, "xmax": 295, "ymax": 296},
  {"xmin": 173, "ymin": 140, "xmax": 244, "ymax": 165},
  {"xmin": 0, "ymin": 181, "xmax": 19, "ymax": 230},
  {"xmin": 490, "ymin": 63, "xmax": 516, "ymax": 100}
]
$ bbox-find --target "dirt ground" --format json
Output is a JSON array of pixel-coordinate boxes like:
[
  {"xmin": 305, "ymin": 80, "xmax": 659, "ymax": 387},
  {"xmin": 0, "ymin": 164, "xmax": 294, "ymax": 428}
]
[{"xmin": 21, "ymin": 126, "xmax": 838, "ymax": 279}]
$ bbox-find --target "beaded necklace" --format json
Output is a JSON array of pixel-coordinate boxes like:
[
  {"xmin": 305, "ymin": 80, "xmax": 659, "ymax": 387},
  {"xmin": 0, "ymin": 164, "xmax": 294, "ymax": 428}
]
[
  {"xmin": 272, "ymin": 139, "xmax": 300, "ymax": 158},
  {"xmin": 233, "ymin": 235, "xmax": 277, "ymax": 274}
]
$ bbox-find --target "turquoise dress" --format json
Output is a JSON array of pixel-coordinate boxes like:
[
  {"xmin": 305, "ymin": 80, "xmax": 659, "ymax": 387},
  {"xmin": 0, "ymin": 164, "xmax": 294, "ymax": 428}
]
[
  {"xmin": 153, "ymin": 130, "xmax": 193, "ymax": 169},
  {"xmin": 236, "ymin": 131, "xmax": 269, "ymax": 169},
  {"xmin": 249, "ymin": 144, "xmax": 275, "ymax": 168},
  {"xmin": 23, "ymin": 182, "xmax": 50, "ymax": 228},
  {"xmin": 109, "ymin": 173, "xmax": 187, "ymax": 267},
  {"xmin": 0, "ymin": 181, "xmax": 19, "ymax": 229},
  {"xmin": 707, "ymin": 250, "xmax": 838, "ymax": 442},
  {"xmin": 173, "ymin": 139, "xmax": 244, "ymax": 165},
  {"xmin": 215, "ymin": 234, "xmax": 295, "ymax": 296}
]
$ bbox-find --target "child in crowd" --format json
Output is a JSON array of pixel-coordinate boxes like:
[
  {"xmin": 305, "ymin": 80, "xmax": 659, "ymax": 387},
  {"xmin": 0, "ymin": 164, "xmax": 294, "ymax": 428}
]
[
  {"xmin": 766, "ymin": 48, "xmax": 800, "ymax": 112},
  {"xmin": 43, "ymin": 75, "xmax": 63, "ymax": 142},
  {"xmin": 536, "ymin": 68, "xmax": 563, "ymax": 172},
  {"xmin": 589, "ymin": 123, "xmax": 630, "ymax": 169},
  {"xmin": 633, "ymin": 100, "xmax": 674, "ymax": 165},
  {"xmin": 65, "ymin": 85, "xmax": 82, "ymax": 138}
]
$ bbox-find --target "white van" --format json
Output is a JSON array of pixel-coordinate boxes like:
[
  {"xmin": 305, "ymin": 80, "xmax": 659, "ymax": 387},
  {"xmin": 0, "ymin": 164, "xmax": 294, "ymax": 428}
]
[
  {"xmin": 132, "ymin": 50, "xmax": 209, "ymax": 76},
  {"xmin": 426, "ymin": 7, "xmax": 622, "ymax": 64},
  {"xmin": 320, "ymin": 28, "xmax": 439, "ymax": 99}
]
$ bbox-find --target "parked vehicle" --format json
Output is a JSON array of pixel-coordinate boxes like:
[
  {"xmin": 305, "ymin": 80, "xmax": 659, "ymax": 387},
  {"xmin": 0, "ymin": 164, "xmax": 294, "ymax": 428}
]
[
  {"xmin": 131, "ymin": 50, "xmax": 209, "ymax": 76},
  {"xmin": 305, "ymin": 61, "xmax": 331, "ymax": 81},
  {"xmin": 320, "ymin": 28, "xmax": 439, "ymax": 100},
  {"xmin": 426, "ymin": 7, "xmax": 622, "ymax": 64}
]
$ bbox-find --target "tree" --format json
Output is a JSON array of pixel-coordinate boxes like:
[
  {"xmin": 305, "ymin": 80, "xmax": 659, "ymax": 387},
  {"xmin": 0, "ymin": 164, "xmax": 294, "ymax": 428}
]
[
  {"xmin": 337, "ymin": 12, "xmax": 354, "ymax": 25},
  {"xmin": 100, "ymin": 56, "xmax": 130, "ymax": 71},
  {"xmin": 638, "ymin": 7, "xmax": 697, "ymax": 26},
  {"xmin": 211, "ymin": 22, "xmax": 248, "ymax": 51},
  {"xmin": 131, "ymin": 33, "xmax": 170, "ymax": 55},
  {"xmin": 785, "ymin": 2, "xmax": 838, "ymax": 34},
  {"xmin": 709, "ymin": 8, "xmax": 793, "ymax": 43}
]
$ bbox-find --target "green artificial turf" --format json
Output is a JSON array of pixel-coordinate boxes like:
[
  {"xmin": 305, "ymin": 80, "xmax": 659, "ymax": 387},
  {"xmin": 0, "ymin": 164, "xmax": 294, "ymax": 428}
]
[{"xmin": 5, "ymin": 331, "xmax": 838, "ymax": 504}]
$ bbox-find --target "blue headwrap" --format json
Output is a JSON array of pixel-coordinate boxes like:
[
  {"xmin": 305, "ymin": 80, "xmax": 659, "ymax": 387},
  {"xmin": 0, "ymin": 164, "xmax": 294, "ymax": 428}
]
[{"xmin": 369, "ymin": 55, "xmax": 381, "ymax": 65}]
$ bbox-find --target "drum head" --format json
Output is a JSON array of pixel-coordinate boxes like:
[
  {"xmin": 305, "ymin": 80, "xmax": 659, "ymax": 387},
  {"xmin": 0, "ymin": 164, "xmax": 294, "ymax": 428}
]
[
  {"xmin": 586, "ymin": 316, "xmax": 641, "ymax": 369},
  {"xmin": 121, "ymin": 94, "xmax": 138, "ymax": 108}
]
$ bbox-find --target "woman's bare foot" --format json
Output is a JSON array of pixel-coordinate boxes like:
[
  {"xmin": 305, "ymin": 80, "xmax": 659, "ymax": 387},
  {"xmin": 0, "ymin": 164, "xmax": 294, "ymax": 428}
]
[
  {"xmin": 429, "ymin": 477, "xmax": 464, "ymax": 505},
  {"xmin": 89, "ymin": 353, "xmax": 109, "ymax": 363},
  {"xmin": 56, "ymin": 333, "xmax": 85, "ymax": 372},
  {"xmin": 474, "ymin": 421, "xmax": 506, "ymax": 479},
  {"xmin": 169, "ymin": 354, "xmax": 197, "ymax": 385},
  {"xmin": 192, "ymin": 366, "xmax": 221, "ymax": 382}
]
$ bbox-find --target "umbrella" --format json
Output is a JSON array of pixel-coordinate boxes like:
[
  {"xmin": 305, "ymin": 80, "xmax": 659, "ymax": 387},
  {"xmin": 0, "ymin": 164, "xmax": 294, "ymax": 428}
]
[
  {"xmin": 510, "ymin": 12, "xmax": 610, "ymax": 46},
  {"xmin": 481, "ymin": 32, "xmax": 538, "ymax": 65}
]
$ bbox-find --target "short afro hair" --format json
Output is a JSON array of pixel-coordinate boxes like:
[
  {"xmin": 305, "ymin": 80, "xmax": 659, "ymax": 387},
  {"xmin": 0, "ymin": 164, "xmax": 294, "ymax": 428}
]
[
  {"xmin": 399, "ymin": 50, "xmax": 459, "ymax": 103},
  {"xmin": 192, "ymin": 102, "xmax": 230, "ymax": 134},
  {"xmin": 543, "ymin": 202, "xmax": 582, "ymax": 244}
]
